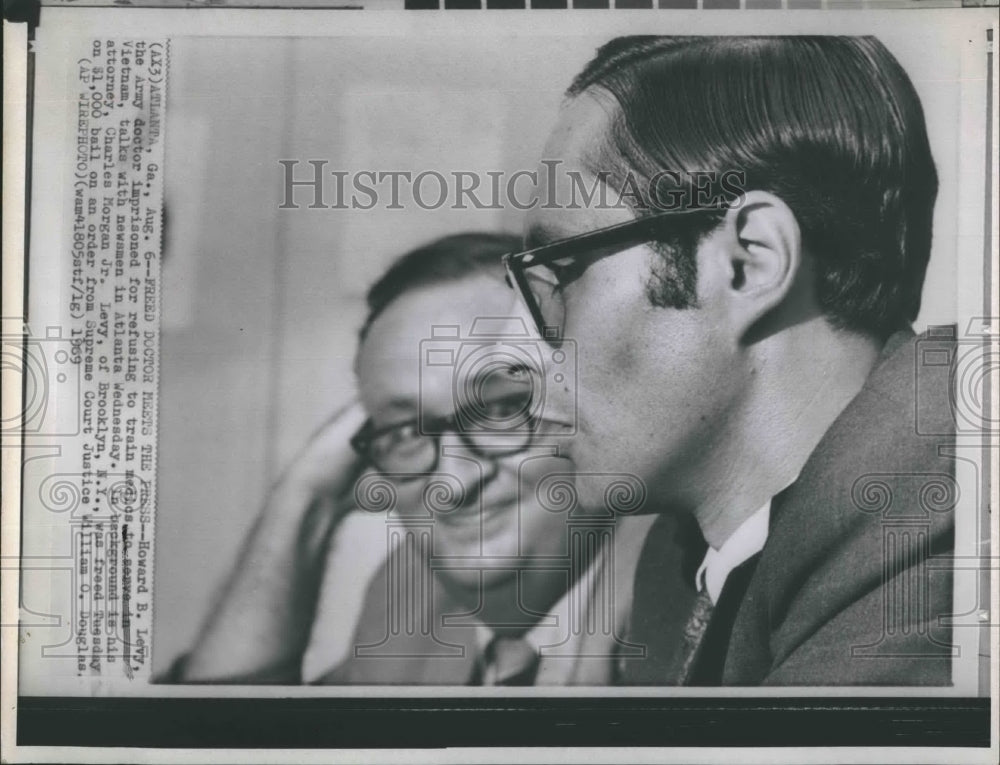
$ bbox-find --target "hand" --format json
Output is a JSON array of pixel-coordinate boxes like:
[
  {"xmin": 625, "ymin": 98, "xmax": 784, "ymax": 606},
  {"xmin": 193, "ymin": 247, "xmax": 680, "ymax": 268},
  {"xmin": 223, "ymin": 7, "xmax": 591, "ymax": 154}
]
[
  {"xmin": 275, "ymin": 399, "xmax": 369, "ymax": 508},
  {"xmin": 181, "ymin": 399, "xmax": 371, "ymax": 684}
]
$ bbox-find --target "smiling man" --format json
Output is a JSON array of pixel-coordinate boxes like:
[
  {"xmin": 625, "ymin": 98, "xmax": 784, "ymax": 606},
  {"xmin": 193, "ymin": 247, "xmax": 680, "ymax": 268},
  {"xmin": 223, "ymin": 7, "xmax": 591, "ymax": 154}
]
[
  {"xmin": 504, "ymin": 36, "xmax": 957, "ymax": 685},
  {"xmin": 179, "ymin": 233, "xmax": 652, "ymax": 686}
]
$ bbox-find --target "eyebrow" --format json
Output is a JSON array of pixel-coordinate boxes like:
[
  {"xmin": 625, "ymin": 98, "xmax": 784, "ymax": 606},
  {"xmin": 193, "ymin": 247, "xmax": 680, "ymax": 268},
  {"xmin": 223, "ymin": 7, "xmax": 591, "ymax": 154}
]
[{"xmin": 370, "ymin": 397, "xmax": 418, "ymax": 423}]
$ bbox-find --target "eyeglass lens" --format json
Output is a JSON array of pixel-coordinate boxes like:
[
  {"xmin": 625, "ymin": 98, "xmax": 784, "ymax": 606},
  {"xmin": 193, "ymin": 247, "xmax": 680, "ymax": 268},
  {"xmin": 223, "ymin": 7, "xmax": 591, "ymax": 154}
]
[
  {"xmin": 523, "ymin": 268, "xmax": 566, "ymax": 344},
  {"xmin": 367, "ymin": 388, "xmax": 537, "ymax": 474}
]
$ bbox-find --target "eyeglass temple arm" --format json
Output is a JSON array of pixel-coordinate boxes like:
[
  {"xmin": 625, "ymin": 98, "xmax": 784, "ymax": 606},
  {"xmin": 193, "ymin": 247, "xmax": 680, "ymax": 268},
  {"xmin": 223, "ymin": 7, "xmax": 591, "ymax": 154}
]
[{"xmin": 508, "ymin": 205, "xmax": 722, "ymax": 268}]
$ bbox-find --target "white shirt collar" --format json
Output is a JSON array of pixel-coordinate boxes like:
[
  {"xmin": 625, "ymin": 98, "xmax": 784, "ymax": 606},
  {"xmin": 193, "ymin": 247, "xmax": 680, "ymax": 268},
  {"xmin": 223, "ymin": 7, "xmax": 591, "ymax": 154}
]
[{"xmin": 695, "ymin": 501, "xmax": 771, "ymax": 604}]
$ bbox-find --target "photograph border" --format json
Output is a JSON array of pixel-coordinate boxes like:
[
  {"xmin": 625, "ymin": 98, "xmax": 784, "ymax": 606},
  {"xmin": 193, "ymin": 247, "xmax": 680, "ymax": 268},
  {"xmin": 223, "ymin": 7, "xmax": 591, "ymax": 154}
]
[{"xmin": 3, "ymin": 4, "xmax": 997, "ymax": 761}]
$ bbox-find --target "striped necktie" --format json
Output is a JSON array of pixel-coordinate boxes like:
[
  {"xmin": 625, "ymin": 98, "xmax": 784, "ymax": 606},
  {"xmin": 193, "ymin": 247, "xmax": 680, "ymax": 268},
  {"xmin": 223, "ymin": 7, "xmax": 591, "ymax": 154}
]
[{"xmin": 675, "ymin": 587, "xmax": 715, "ymax": 685}]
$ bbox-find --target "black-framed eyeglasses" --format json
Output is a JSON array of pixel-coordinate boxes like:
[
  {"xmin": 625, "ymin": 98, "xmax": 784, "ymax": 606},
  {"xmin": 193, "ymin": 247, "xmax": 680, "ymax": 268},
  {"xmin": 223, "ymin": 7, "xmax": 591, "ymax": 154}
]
[
  {"xmin": 350, "ymin": 389, "xmax": 539, "ymax": 476},
  {"xmin": 502, "ymin": 205, "xmax": 727, "ymax": 345}
]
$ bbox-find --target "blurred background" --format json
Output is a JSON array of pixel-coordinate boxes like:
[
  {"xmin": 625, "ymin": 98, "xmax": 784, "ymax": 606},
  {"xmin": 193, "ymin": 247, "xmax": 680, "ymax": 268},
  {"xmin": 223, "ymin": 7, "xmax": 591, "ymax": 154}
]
[{"xmin": 153, "ymin": 32, "xmax": 966, "ymax": 674}]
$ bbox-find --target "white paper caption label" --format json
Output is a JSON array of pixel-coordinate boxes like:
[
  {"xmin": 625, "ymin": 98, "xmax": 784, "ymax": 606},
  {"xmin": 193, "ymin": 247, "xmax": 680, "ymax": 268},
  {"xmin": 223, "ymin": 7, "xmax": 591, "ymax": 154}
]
[{"xmin": 55, "ymin": 38, "xmax": 167, "ymax": 680}]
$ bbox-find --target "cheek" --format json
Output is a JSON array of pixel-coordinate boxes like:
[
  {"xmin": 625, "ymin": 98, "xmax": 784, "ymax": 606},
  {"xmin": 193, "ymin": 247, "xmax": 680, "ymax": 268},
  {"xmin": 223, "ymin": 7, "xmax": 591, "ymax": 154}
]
[
  {"xmin": 514, "ymin": 457, "xmax": 568, "ymax": 515},
  {"xmin": 391, "ymin": 480, "xmax": 427, "ymax": 515},
  {"xmin": 510, "ymin": 456, "xmax": 572, "ymax": 547},
  {"xmin": 564, "ymin": 261, "xmax": 654, "ymax": 392},
  {"xmin": 518, "ymin": 454, "xmax": 572, "ymax": 482},
  {"xmin": 571, "ymin": 298, "xmax": 658, "ymax": 428}
]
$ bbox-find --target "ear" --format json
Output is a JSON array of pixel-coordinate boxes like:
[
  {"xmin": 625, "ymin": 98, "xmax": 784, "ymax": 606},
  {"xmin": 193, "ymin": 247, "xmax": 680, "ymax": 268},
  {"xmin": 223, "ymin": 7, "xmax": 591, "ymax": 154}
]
[{"xmin": 720, "ymin": 190, "xmax": 802, "ymax": 337}]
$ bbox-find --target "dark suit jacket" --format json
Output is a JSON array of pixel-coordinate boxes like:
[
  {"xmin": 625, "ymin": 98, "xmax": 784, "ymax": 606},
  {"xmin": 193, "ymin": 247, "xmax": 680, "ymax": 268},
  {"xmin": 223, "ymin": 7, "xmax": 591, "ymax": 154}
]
[{"xmin": 621, "ymin": 329, "xmax": 957, "ymax": 686}]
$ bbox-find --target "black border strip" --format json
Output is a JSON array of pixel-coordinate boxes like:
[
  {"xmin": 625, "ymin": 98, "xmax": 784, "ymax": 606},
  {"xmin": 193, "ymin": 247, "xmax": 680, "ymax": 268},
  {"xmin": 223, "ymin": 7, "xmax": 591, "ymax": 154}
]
[{"xmin": 17, "ymin": 696, "xmax": 990, "ymax": 748}]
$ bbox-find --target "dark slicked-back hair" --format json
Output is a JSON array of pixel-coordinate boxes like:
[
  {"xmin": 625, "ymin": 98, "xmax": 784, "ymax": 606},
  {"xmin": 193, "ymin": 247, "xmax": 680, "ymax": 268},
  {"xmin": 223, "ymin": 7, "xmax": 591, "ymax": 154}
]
[
  {"xmin": 359, "ymin": 232, "xmax": 517, "ymax": 341},
  {"xmin": 568, "ymin": 36, "xmax": 938, "ymax": 338}
]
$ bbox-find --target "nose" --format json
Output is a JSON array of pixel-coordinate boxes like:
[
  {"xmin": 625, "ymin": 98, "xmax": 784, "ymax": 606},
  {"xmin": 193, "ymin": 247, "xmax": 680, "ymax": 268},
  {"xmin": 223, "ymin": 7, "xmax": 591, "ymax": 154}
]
[{"xmin": 434, "ymin": 432, "xmax": 499, "ymax": 511}]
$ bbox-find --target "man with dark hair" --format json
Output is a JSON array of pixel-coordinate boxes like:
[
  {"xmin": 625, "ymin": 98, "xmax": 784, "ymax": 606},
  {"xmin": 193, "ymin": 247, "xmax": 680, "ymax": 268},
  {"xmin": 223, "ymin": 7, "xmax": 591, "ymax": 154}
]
[
  {"xmin": 504, "ymin": 36, "xmax": 955, "ymax": 685},
  {"xmin": 178, "ymin": 232, "xmax": 652, "ymax": 685},
  {"xmin": 359, "ymin": 233, "xmax": 517, "ymax": 340}
]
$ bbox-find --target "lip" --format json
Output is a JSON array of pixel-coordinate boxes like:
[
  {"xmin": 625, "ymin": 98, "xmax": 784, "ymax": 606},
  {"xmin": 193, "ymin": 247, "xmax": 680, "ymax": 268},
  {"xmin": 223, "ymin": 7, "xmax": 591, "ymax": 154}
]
[{"xmin": 434, "ymin": 495, "xmax": 519, "ymax": 530}]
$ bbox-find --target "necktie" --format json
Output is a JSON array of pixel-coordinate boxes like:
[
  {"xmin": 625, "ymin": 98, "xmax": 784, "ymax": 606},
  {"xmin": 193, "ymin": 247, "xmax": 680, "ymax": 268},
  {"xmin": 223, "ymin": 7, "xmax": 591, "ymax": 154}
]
[
  {"xmin": 675, "ymin": 588, "xmax": 715, "ymax": 685},
  {"xmin": 619, "ymin": 513, "xmax": 721, "ymax": 685},
  {"xmin": 483, "ymin": 636, "xmax": 540, "ymax": 686}
]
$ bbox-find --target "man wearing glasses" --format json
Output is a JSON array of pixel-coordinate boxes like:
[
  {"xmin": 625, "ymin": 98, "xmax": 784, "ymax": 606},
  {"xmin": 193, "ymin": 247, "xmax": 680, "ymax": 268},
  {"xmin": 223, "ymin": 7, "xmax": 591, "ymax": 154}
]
[
  {"xmin": 178, "ymin": 233, "xmax": 652, "ymax": 685},
  {"xmin": 504, "ymin": 36, "xmax": 956, "ymax": 685}
]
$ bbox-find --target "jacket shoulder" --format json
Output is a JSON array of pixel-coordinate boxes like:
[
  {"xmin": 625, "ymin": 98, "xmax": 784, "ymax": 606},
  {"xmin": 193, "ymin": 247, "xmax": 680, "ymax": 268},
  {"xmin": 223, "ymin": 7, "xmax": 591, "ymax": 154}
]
[{"xmin": 726, "ymin": 329, "xmax": 957, "ymax": 686}]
